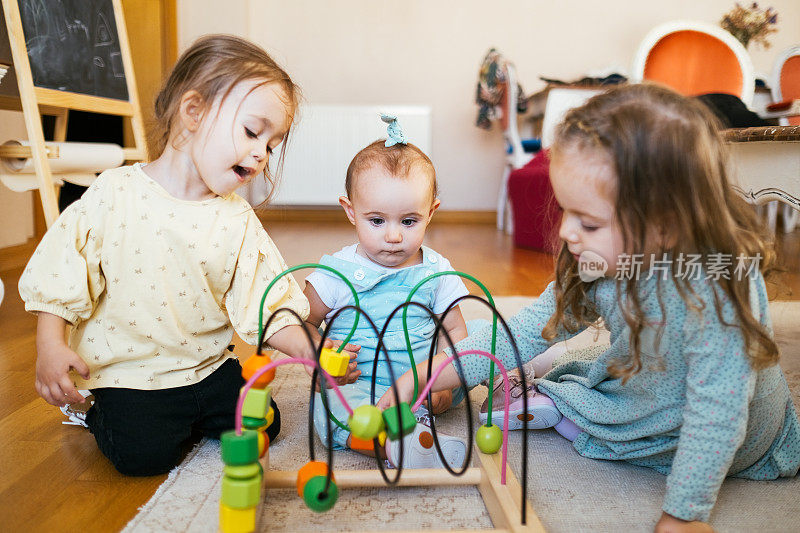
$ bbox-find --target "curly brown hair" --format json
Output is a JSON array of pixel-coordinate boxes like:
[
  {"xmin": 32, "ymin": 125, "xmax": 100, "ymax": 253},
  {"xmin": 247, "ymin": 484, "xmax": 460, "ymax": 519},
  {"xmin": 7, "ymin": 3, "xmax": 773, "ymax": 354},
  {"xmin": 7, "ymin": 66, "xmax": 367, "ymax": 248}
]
[{"xmin": 542, "ymin": 83, "xmax": 778, "ymax": 382}]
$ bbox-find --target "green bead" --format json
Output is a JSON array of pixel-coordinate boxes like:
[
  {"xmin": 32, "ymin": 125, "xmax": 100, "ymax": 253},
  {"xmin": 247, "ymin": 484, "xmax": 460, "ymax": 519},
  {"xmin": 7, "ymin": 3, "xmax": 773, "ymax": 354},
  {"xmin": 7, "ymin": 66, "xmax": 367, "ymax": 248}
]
[
  {"xmin": 348, "ymin": 404, "xmax": 385, "ymax": 441},
  {"xmin": 224, "ymin": 462, "xmax": 261, "ymax": 479},
  {"xmin": 476, "ymin": 423, "xmax": 503, "ymax": 454},
  {"xmin": 221, "ymin": 474, "xmax": 262, "ymax": 509},
  {"xmin": 242, "ymin": 416, "xmax": 269, "ymax": 430},
  {"xmin": 221, "ymin": 430, "xmax": 258, "ymax": 466},
  {"xmin": 382, "ymin": 402, "xmax": 416, "ymax": 441},
  {"xmin": 241, "ymin": 386, "xmax": 272, "ymax": 419},
  {"xmin": 302, "ymin": 475, "xmax": 338, "ymax": 513}
]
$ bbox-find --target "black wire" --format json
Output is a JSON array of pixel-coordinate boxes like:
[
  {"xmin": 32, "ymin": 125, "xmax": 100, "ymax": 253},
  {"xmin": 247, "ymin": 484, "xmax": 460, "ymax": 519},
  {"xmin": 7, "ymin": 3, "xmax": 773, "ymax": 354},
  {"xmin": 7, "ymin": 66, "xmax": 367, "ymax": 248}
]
[
  {"xmin": 257, "ymin": 307, "xmax": 335, "ymax": 500},
  {"xmin": 436, "ymin": 294, "xmax": 529, "ymax": 525},
  {"xmin": 376, "ymin": 300, "xmax": 473, "ymax": 477}
]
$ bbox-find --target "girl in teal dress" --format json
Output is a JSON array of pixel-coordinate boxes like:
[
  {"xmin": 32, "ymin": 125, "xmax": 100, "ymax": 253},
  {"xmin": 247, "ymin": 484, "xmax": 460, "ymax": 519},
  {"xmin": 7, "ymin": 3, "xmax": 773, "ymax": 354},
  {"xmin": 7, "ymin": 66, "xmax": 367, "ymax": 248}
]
[{"xmin": 379, "ymin": 84, "xmax": 800, "ymax": 532}]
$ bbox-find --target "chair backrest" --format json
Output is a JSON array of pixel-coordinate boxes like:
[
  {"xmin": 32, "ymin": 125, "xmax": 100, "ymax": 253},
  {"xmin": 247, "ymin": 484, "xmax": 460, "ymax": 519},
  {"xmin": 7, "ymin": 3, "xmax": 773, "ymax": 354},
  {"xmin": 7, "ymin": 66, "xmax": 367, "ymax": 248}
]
[
  {"xmin": 540, "ymin": 87, "xmax": 603, "ymax": 149},
  {"xmin": 771, "ymin": 45, "xmax": 800, "ymax": 126},
  {"xmin": 631, "ymin": 20, "xmax": 754, "ymax": 107},
  {"xmin": 501, "ymin": 63, "xmax": 529, "ymax": 167}
]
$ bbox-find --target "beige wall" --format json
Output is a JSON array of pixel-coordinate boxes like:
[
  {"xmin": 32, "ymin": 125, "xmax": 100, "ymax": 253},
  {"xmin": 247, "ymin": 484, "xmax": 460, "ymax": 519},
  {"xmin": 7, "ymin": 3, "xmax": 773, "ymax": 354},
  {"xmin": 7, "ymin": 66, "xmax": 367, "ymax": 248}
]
[{"xmin": 176, "ymin": 0, "xmax": 800, "ymax": 211}]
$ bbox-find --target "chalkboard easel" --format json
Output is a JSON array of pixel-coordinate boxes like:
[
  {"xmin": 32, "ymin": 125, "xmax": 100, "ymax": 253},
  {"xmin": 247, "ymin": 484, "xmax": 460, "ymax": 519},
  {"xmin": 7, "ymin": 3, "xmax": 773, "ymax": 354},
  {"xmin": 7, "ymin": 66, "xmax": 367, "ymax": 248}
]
[{"xmin": 0, "ymin": 0, "xmax": 146, "ymax": 227}]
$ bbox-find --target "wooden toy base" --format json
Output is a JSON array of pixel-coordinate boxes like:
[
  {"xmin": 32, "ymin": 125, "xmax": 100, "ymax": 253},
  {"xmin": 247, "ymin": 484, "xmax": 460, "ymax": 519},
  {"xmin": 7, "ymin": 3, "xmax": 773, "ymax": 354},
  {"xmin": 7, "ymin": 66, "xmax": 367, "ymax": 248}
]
[{"xmin": 259, "ymin": 445, "xmax": 546, "ymax": 532}]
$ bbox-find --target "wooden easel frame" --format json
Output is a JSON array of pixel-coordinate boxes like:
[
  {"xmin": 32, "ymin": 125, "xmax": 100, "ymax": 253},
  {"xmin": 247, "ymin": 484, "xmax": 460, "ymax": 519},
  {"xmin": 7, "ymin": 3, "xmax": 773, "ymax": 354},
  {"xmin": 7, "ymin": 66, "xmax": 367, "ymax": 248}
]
[
  {"xmin": 0, "ymin": 0, "xmax": 146, "ymax": 227},
  {"xmin": 259, "ymin": 445, "xmax": 547, "ymax": 533}
]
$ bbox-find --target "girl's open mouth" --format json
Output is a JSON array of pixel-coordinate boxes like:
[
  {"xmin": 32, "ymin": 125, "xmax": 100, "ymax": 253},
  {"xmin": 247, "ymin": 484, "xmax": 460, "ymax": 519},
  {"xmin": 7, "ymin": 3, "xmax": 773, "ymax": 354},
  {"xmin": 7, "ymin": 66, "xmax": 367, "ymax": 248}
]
[{"xmin": 233, "ymin": 165, "xmax": 252, "ymax": 181}]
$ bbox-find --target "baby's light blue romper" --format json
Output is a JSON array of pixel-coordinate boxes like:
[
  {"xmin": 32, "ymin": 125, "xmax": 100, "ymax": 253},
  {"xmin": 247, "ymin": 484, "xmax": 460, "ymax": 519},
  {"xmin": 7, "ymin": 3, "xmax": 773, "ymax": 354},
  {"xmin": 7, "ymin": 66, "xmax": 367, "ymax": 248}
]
[{"xmin": 310, "ymin": 246, "xmax": 467, "ymax": 448}]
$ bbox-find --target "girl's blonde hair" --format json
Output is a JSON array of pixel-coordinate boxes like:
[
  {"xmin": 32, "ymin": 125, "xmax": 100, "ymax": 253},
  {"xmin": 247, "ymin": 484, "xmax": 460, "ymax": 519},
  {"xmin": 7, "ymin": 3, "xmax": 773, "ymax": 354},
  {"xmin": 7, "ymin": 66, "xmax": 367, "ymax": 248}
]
[
  {"xmin": 543, "ymin": 83, "xmax": 778, "ymax": 381},
  {"xmin": 149, "ymin": 34, "xmax": 300, "ymax": 202}
]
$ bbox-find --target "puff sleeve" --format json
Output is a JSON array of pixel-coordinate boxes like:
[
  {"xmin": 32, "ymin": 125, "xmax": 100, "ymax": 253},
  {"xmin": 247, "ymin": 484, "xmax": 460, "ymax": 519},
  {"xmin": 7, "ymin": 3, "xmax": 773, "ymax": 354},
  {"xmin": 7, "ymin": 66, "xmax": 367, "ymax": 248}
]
[
  {"xmin": 18, "ymin": 183, "xmax": 106, "ymax": 325},
  {"xmin": 224, "ymin": 213, "xmax": 309, "ymax": 346}
]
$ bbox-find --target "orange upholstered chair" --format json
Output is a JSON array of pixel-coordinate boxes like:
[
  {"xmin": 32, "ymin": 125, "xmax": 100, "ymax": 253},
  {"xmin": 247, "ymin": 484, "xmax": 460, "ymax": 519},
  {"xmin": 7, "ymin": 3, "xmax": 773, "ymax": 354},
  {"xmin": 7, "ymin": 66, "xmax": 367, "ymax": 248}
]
[
  {"xmin": 769, "ymin": 45, "xmax": 800, "ymax": 232},
  {"xmin": 631, "ymin": 21, "xmax": 754, "ymax": 107}
]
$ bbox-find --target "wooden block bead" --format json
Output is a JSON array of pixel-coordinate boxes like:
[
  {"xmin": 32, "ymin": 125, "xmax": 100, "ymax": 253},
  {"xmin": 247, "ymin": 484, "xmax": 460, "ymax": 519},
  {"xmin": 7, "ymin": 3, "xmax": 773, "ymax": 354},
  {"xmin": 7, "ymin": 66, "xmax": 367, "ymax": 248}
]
[
  {"xmin": 257, "ymin": 430, "xmax": 269, "ymax": 458},
  {"xmin": 265, "ymin": 406, "xmax": 274, "ymax": 428},
  {"xmin": 349, "ymin": 434, "xmax": 375, "ymax": 451},
  {"xmin": 319, "ymin": 347, "xmax": 350, "ymax": 377},
  {"xmin": 241, "ymin": 386, "xmax": 272, "ymax": 419},
  {"xmin": 221, "ymin": 430, "xmax": 258, "ymax": 466},
  {"xmin": 219, "ymin": 503, "xmax": 256, "ymax": 533},
  {"xmin": 382, "ymin": 402, "xmax": 416, "ymax": 440},
  {"xmin": 296, "ymin": 461, "xmax": 333, "ymax": 497},
  {"xmin": 241, "ymin": 354, "xmax": 275, "ymax": 387},
  {"xmin": 221, "ymin": 474, "xmax": 262, "ymax": 509},
  {"xmin": 224, "ymin": 462, "xmax": 261, "ymax": 479},
  {"xmin": 242, "ymin": 416, "xmax": 268, "ymax": 430},
  {"xmin": 302, "ymin": 475, "xmax": 338, "ymax": 513},
  {"xmin": 348, "ymin": 404, "xmax": 384, "ymax": 441}
]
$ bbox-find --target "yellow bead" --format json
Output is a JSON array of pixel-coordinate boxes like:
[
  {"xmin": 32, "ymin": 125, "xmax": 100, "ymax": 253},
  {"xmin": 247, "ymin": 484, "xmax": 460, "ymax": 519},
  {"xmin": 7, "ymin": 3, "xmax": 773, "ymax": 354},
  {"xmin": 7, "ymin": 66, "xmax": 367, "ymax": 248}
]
[
  {"xmin": 378, "ymin": 430, "xmax": 386, "ymax": 447},
  {"xmin": 319, "ymin": 347, "xmax": 350, "ymax": 377},
  {"xmin": 219, "ymin": 503, "xmax": 256, "ymax": 533}
]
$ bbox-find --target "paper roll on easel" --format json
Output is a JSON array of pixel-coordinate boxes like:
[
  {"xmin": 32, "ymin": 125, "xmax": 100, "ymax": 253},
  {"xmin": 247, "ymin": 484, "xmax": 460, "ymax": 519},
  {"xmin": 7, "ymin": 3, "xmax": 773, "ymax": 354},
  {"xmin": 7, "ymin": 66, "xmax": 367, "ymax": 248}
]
[{"xmin": 0, "ymin": 140, "xmax": 124, "ymax": 192}]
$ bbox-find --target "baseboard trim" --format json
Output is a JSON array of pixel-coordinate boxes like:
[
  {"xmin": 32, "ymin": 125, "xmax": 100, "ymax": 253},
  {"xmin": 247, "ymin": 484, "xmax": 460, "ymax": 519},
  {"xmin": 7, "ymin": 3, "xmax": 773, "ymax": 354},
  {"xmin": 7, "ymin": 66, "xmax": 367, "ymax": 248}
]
[{"xmin": 257, "ymin": 207, "xmax": 496, "ymax": 225}]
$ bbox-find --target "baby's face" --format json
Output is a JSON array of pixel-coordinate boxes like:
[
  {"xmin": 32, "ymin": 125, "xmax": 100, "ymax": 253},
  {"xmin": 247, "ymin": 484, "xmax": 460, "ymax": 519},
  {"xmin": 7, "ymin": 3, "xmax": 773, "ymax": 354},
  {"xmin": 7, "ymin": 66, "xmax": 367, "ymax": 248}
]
[{"xmin": 341, "ymin": 165, "xmax": 438, "ymax": 268}]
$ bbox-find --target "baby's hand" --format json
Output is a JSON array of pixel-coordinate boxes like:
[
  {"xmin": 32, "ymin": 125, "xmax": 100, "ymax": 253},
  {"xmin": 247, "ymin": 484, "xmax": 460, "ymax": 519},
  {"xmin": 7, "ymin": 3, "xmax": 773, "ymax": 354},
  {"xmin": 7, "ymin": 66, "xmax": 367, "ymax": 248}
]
[
  {"xmin": 325, "ymin": 339, "xmax": 361, "ymax": 386},
  {"xmin": 654, "ymin": 512, "xmax": 714, "ymax": 533},
  {"xmin": 35, "ymin": 341, "xmax": 90, "ymax": 407}
]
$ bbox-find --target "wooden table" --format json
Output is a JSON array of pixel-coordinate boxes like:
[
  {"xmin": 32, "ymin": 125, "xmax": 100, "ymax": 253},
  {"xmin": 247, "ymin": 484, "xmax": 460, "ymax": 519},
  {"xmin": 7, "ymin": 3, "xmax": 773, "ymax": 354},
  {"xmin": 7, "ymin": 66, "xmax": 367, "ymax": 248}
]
[{"xmin": 724, "ymin": 126, "xmax": 800, "ymax": 212}]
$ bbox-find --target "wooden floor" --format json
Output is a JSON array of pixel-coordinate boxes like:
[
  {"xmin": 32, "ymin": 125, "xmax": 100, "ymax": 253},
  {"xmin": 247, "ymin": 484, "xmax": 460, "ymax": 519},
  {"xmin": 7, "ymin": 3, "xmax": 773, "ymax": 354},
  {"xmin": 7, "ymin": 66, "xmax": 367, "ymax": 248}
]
[{"xmin": 0, "ymin": 220, "xmax": 797, "ymax": 532}]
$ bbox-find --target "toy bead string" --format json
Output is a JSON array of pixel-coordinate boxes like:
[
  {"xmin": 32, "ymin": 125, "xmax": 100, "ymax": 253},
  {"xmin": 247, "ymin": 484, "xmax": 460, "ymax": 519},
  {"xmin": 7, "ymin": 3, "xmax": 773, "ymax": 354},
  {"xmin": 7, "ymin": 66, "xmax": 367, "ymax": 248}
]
[
  {"xmin": 403, "ymin": 271, "xmax": 498, "ymax": 424},
  {"xmin": 235, "ymin": 358, "xmax": 352, "ymax": 435},
  {"xmin": 257, "ymin": 263, "xmax": 360, "ymax": 354},
  {"xmin": 411, "ymin": 349, "xmax": 511, "ymax": 483}
]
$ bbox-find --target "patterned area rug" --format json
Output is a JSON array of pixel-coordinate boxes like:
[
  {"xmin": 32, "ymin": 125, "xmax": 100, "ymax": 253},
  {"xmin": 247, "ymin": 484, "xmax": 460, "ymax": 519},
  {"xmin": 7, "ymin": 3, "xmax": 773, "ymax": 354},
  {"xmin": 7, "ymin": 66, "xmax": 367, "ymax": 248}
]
[{"xmin": 123, "ymin": 298, "xmax": 800, "ymax": 532}]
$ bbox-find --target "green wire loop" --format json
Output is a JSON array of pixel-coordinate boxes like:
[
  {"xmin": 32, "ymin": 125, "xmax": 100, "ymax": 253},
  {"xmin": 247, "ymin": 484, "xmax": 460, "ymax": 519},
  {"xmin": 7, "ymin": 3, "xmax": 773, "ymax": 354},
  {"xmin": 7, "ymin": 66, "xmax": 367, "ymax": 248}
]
[
  {"xmin": 257, "ymin": 263, "xmax": 360, "ymax": 432},
  {"xmin": 403, "ymin": 271, "xmax": 498, "ymax": 425}
]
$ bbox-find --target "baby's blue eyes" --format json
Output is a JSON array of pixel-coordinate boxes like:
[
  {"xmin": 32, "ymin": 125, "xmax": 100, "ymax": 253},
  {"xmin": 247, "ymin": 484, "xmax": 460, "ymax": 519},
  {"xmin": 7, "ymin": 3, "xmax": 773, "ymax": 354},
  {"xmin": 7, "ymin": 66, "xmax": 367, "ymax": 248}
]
[
  {"xmin": 402, "ymin": 218, "xmax": 416, "ymax": 226},
  {"xmin": 369, "ymin": 218, "xmax": 417, "ymax": 226},
  {"xmin": 370, "ymin": 218, "xmax": 384, "ymax": 226}
]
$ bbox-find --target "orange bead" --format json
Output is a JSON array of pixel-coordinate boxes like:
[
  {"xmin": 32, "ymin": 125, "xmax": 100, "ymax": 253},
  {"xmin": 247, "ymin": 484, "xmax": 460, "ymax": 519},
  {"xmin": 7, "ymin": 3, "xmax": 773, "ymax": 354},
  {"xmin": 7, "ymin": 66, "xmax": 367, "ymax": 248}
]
[
  {"xmin": 296, "ymin": 461, "xmax": 333, "ymax": 498},
  {"xmin": 241, "ymin": 354, "xmax": 275, "ymax": 388},
  {"xmin": 349, "ymin": 435, "xmax": 375, "ymax": 451}
]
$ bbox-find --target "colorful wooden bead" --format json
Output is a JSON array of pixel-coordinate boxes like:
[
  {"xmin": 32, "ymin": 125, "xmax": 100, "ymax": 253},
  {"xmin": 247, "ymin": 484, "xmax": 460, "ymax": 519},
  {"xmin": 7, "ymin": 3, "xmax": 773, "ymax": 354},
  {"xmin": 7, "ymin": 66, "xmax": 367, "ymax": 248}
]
[
  {"xmin": 219, "ymin": 502, "xmax": 256, "ymax": 533},
  {"xmin": 302, "ymin": 475, "xmax": 338, "ymax": 513},
  {"xmin": 382, "ymin": 402, "xmax": 416, "ymax": 440},
  {"xmin": 241, "ymin": 386, "xmax": 272, "ymax": 419},
  {"xmin": 241, "ymin": 353, "xmax": 275, "ymax": 387},
  {"xmin": 349, "ymin": 434, "xmax": 375, "ymax": 451},
  {"xmin": 221, "ymin": 430, "xmax": 258, "ymax": 466},
  {"xmin": 296, "ymin": 461, "xmax": 333, "ymax": 497},
  {"xmin": 378, "ymin": 430, "xmax": 386, "ymax": 447},
  {"xmin": 319, "ymin": 347, "xmax": 350, "ymax": 377},
  {"xmin": 257, "ymin": 430, "xmax": 269, "ymax": 458},
  {"xmin": 265, "ymin": 406, "xmax": 274, "ymax": 428},
  {"xmin": 242, "ymin": 416, "xmax": 268, "ymax": 430},
  {"xmin": 348, "ymin": 404, "xmax": 385, "ymax": 441},
  {"xmin": 476, "ymin": 423, "xmax": 503, "ymax": 454},
  {"xmin": 223, "ymin": 463, "xmax": 261, "ymax": 479},
  {"xmin": 221, "ymin": 474, "xmax": 262, "ymax": 509}
]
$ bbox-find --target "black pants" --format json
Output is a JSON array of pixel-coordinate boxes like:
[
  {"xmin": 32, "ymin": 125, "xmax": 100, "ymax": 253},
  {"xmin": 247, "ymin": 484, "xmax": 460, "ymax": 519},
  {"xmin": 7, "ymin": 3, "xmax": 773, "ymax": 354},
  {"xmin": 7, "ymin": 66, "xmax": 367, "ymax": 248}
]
[{"xmin": 85, "ymin": 358, "xmax": 281, "ymax": 476}]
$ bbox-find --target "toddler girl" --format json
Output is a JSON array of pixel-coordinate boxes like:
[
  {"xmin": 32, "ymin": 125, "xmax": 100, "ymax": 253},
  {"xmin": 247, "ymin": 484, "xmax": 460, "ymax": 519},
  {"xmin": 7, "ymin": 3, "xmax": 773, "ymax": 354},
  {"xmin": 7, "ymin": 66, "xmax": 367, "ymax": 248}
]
[
  {"xmin": 19, "ymin": 35, "xmax": 356, "ymax": 476},
  {"xmin": 379, "ymin": 84, "xmax": 799, "ymax": 531},
  {"xmin": 304, "ymin": 117, "xmax": 470, "ymax": 468}
]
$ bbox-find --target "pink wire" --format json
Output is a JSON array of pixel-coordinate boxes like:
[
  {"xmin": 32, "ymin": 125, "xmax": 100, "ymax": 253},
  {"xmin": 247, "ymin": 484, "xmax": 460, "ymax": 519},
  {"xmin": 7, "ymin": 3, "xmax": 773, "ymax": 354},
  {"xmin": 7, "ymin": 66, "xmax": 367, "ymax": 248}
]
[
  {"xmin": 411, "ymin": 350, "xmax": 512, "ymax": 484},
  {"xmin": 235, "ymin": 357, "xmax": 354, "ymax": 435}
]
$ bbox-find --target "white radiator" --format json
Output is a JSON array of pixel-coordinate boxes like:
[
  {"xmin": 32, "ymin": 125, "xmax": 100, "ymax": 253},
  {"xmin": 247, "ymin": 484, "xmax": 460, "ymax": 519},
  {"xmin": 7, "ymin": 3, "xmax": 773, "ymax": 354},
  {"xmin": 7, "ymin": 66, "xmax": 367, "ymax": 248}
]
[{"xmin": 262, "ymin": 105, "xmax": 432, "ymax": 206}]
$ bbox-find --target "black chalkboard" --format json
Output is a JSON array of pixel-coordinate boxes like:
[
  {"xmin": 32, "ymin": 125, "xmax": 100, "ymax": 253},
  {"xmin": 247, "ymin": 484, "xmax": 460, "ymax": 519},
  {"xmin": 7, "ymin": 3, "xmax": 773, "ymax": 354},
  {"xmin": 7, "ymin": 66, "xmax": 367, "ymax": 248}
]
[{"xmin": 16, "ymin": 0, "xmax": 128, "ymax": 101}]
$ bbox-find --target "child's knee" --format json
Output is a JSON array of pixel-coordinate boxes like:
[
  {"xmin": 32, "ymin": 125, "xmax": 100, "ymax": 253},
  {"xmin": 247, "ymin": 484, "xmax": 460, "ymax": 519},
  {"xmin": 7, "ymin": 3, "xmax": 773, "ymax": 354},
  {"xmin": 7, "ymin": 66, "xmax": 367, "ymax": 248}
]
[{"xmin": 109, "ymin": 445, "xmax": 181, "ymax": 476}]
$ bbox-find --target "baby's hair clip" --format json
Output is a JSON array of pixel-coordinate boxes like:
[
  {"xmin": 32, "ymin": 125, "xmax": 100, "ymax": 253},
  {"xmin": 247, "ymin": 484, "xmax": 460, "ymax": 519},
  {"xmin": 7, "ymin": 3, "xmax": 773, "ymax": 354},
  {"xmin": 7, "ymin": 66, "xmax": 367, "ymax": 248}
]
[{"xmin": 381, "ymin": 113, "xmax": 407, "ymax": 147}]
